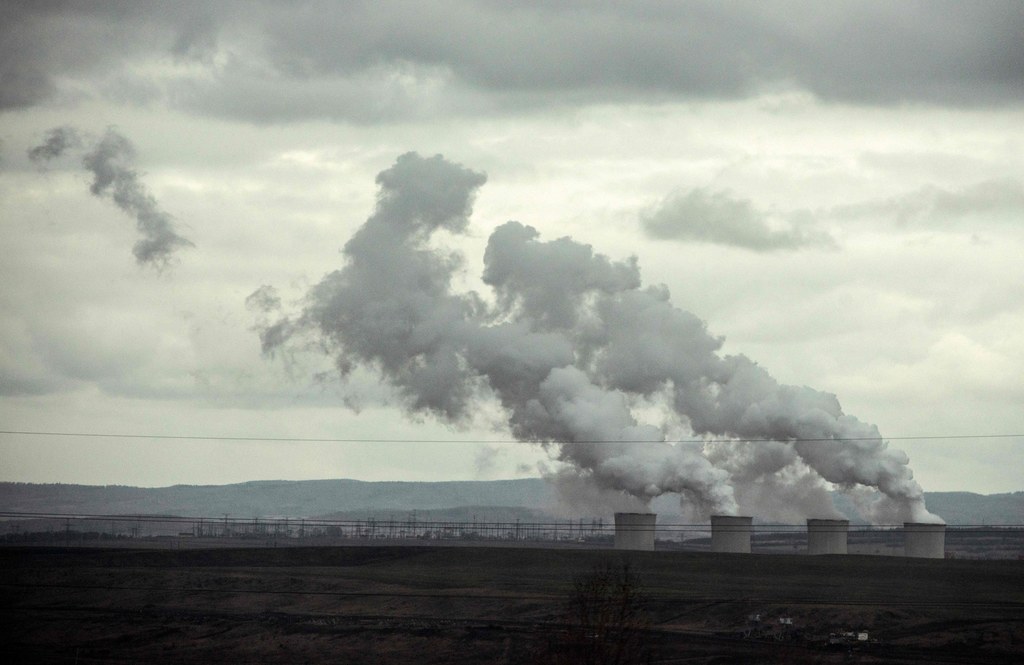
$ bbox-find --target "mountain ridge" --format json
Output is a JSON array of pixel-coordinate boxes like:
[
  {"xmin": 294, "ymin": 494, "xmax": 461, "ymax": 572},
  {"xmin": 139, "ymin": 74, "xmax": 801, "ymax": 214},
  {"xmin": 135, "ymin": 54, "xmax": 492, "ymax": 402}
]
[{"xmin": 0, "ymin": 480, "xmax": 1020, "ymax": 525}]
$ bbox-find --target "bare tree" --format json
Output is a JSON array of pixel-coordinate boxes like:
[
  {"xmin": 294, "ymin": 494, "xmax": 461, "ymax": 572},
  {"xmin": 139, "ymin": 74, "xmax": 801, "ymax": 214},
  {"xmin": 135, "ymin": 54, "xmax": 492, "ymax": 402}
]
[{"xmin": 543, "ymin": 561, "xmax": 652, "ymax": 665}]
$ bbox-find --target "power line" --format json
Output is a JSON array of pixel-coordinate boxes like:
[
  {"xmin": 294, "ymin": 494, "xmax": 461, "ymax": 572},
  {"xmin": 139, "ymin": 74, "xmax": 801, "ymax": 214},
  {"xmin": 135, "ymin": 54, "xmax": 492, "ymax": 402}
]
[{"xmin": 1, "ymin": 429, "xmax": 1021, "ymax": 445}]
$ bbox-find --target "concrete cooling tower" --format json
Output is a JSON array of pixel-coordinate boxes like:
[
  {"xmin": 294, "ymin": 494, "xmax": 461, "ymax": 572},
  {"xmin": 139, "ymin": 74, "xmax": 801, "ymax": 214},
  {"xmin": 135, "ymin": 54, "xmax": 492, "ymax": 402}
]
[
  {"xmin": 613, "ymin": 512, "xmax": 656, "ymax": 551},
  {"xmin": 806, "ymin": 519, "xmax": 849, "ymax": 555},
  {"xmin": 710, "ymin": 515, "xmax": 752, "ymax": 553},
  {"xmin": 903, "ymin": 522, "xmax": 946, "ymax": 559}
]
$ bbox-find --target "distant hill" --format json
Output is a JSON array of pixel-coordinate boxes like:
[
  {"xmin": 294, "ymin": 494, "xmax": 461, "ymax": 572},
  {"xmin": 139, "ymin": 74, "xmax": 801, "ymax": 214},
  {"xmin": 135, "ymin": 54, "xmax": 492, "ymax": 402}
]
[
  {"xmin": 0, "ymin": 479, "xmax": 557, "ymax": 518},
  {"xmin": 316, "ymin": 505, "xmax": 558, "ymax": 524},
  {"xmin": 829, "ymin": 491, "xmax": 1024, "ymax": 526},
  {"xmin": 918, "ymin": 491, "xmax": 1024, "ymax": 525},
  {"xmin": 0, "ymin": 480, "xmax": 1019, "ymax": 525}
]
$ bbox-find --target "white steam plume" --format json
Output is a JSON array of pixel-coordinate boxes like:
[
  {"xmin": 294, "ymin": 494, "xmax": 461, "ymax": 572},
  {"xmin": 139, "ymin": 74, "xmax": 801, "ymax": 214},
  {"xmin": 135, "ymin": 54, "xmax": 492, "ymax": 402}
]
[{"xmin": 255, "ymin": 152, "xmax": 940, "ymax": 523}]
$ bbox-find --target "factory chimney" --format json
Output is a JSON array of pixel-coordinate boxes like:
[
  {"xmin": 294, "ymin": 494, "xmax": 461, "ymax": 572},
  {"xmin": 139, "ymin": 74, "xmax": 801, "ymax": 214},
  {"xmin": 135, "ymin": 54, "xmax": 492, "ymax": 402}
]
[
  {"xmin": 903, "ymin": 522, "xmax": 946, "ymax": 559},
  {"xmin": 613, "ymin": 512, "xmax": 656, "ymax": 551},
  {"xmin": 710, "ymin": 515, "xmax": 752, "ymax": 553},
  {"xmin": 806, "ymin": 518, "xmax": 849, "ymax": 555}
]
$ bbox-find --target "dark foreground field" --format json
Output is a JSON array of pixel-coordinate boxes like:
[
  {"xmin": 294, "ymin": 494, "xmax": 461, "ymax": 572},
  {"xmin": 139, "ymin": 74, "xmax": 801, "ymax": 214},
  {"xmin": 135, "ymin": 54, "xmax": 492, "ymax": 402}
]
[{"xmin": 1, "ymin": 545, "xmax": 1021, "ymax": 664}]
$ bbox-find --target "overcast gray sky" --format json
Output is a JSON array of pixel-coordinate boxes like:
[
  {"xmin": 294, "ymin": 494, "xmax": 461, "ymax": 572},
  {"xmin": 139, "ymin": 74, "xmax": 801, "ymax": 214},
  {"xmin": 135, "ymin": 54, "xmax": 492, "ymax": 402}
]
[{"xmin": 1, "ymin": 1, "xmax": 1022, "ymax": 499}]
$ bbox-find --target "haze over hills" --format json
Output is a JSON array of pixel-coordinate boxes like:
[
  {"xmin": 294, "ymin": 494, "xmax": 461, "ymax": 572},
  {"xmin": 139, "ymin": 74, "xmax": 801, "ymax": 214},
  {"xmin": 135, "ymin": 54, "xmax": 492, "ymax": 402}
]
[
  {"xmin": 0, "ymin": 479, "xmax": 556, "ymax": 520},
  {"xmin": 1, "ymin": 480, "xmax": 1021, "ymax": 525}
]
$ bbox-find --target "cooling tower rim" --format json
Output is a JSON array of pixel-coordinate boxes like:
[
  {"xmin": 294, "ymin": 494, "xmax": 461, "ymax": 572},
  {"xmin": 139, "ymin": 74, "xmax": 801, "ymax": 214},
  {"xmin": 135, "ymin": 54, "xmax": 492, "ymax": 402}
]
[
  {"xmin": 903, "ymin": 521, "xmax": 947, "ymax": 528},
  {"xmin": 710, "ymin": 514, "xmax": 753, "ymax": 523},
  {"xmin": 806, "ymin": 518, "xmax": 850, "ymax": 526},
  {"xmin": 613, "ymin": 512, "xmax": 657, "ymax": 517}
]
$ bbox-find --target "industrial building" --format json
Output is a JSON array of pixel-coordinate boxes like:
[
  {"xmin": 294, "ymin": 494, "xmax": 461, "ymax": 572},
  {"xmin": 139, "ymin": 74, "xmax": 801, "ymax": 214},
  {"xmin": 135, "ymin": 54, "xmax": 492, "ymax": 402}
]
[
  {"xmin": 903, "ymin": 522, "xmax": 946, "ymax": 559},
  {"xmin": 613, "ymin": 512, "xmax": 656, "ymax": 551},
  {"xmin": 806, "ymin": 518, "xmax": 849, "ymax": 555},
  {"xmin": 711, "ymin": 515, "xmax": 753, "ymax": 553}
]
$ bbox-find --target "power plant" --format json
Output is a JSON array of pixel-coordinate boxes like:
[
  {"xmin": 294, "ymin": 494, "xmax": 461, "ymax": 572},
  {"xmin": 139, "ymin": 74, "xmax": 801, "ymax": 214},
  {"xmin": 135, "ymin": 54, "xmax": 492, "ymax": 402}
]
[
  {"xmin": 903, "ymin": 522, "xmax": 946, "ymax": 559},
  {"xmin": 711, "ymin": 515, "xmax": 753, "ymax": 553},
  {"xmin": 609, "ymin": 513, "xmax": 924, "ymax": 557},
  {"xmin": 13, "ymin": 508, "xmax": 965, "ymax": 560},
  {"xmin": 613, "ymin": 512, "xmax": 656, "ymax": 551},
  {"xmin": 806, "ymin": 518, "xmax": 849, "ymax": 555}
]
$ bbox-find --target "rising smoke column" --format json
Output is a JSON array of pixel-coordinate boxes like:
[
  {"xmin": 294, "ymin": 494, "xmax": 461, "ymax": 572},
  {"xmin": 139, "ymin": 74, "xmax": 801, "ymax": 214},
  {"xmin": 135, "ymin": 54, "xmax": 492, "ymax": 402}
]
[
  {"xmin": 256, "ymin": 152, "xmax": 939, "ymax": 523},
  {"xmin": 481, "ymin": 218, "xmax": 936, "ymax": 523},
  {"xmin": 28, "ymin": 126, "xmax": 193, "ymax": 268}
]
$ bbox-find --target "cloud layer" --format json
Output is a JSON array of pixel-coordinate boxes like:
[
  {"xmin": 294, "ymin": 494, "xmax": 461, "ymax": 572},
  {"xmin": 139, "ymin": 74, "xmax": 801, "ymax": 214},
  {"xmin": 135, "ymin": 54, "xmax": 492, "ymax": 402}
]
[{"xmin": 4, "ymin": 1, "xmax": 1023, "ymax": 120}]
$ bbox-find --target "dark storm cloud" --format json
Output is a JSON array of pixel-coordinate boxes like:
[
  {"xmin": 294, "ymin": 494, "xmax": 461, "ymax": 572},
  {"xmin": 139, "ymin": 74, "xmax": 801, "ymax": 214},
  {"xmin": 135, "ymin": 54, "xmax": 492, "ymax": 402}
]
[
  {"xmin": 3, "ymin": 2, "xmax": 1021, "ymax": 118},
  {"xmin": 225, "ymin": 1, "xmax": 1024, "ymax": 109},
  {"xmin": 0, "ymin": 0, "xmax": 218, "ymax": 110},
  {"xmin": 642, "ymin": 188, "xmax": 836, "ymax": 251}
]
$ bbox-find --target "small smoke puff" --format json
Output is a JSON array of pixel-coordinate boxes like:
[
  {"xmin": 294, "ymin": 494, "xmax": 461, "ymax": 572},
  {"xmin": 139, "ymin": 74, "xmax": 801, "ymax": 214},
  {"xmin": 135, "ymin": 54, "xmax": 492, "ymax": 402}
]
[
  {"xmin": 28, "ymin": 125, "xmax": 194, "ymax": 268},
  {"xmin": 245, "ymin": 285, "xmax": 282, "ymax": 313},
  {"xmin": 27, "ymin": 126, "xmax": 81, "ymax": 163},
  {"xmin": 246, "ymin": 286, "xmax": 289, "ymax": 356},
  {"xmin": 82, "ymin": 128, "xmax": 194, "ymax": 267},
  {"xmin": 474, "ymin": 445, "xmax": 503, "ymax": 475}
]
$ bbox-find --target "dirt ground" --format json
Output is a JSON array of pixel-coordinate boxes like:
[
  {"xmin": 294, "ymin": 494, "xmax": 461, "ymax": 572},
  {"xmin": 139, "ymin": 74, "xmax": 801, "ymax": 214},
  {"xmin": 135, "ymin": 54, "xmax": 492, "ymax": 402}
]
[{"xmin": 1, "ymin": 545, "xmax": 1021, "ymax": 664}]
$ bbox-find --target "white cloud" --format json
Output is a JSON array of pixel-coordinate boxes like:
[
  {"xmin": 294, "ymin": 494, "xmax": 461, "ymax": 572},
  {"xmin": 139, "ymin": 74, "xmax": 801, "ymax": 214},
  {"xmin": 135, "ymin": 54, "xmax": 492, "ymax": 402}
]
[
  {"xmin": 641, "ymin": 187, "xmax": 836, "ymax": 251},
  {"xmin": 831, "ymin": 178, "xmax": 1024, "ymax": 227}
]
